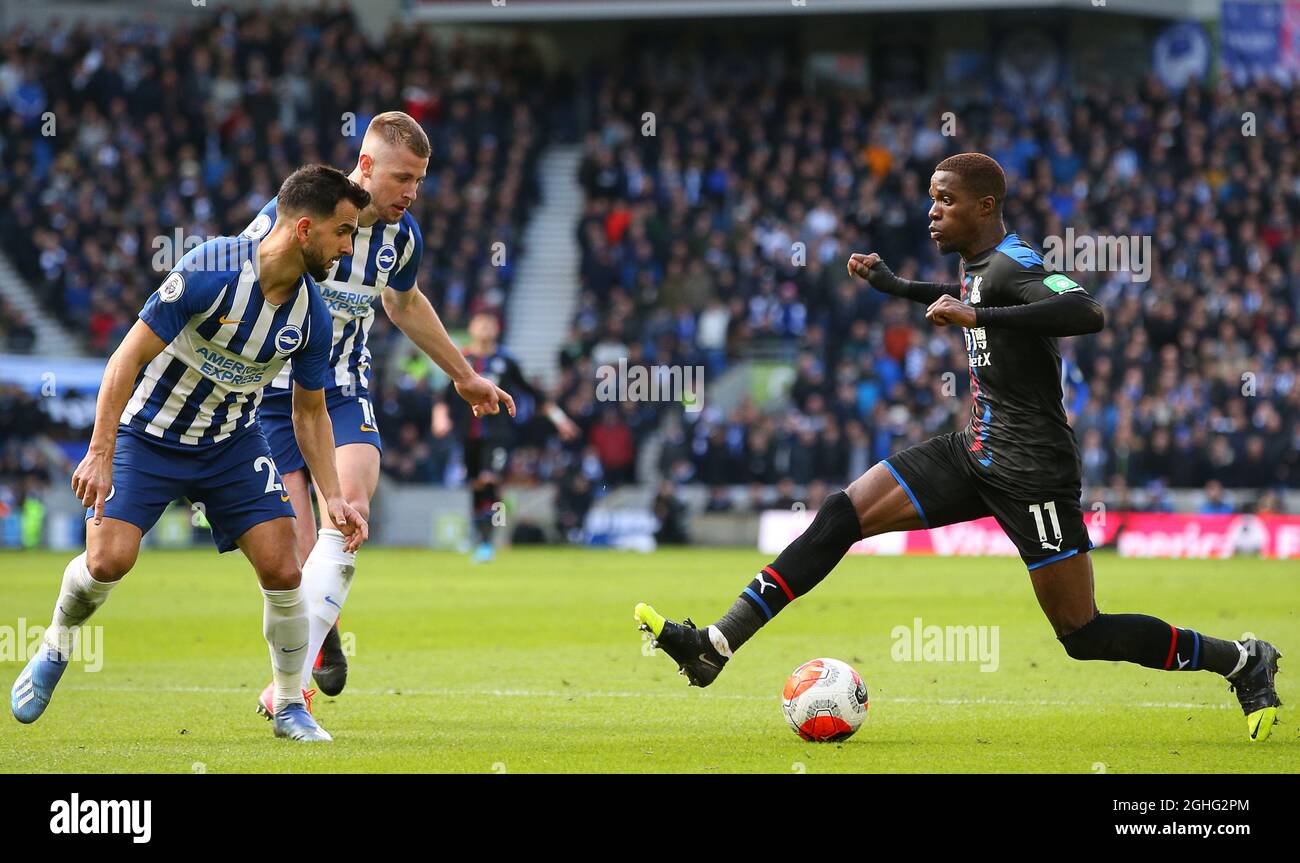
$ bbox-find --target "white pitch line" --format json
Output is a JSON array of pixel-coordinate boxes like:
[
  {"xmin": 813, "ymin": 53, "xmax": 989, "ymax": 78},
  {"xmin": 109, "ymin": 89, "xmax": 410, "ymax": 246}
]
[{"xmin": 62, "ymin": 683, "xmax": 1234, "ymax": 710}]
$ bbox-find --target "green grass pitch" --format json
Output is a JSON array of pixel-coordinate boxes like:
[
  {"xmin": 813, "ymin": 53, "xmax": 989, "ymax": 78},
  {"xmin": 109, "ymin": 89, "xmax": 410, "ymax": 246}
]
[{"xmin": 0, "ymin": 548, "xmax": 1295, "ymax": 773}]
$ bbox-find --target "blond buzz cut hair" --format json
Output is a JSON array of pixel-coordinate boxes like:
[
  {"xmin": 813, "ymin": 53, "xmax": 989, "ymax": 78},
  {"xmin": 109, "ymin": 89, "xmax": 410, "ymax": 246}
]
[{"xmin": 364, "ymin": 111, "xmax": 431, "ymax": 159}]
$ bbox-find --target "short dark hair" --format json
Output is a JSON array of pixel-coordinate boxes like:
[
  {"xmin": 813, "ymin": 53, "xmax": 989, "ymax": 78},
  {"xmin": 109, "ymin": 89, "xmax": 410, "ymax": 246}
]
[
  {"xmin": 935, "ymin": 152, "xmax": 1007, "ymax": 211},
  {"xmin": 277, "ymin": 164, "xmax": 370, "ymax": 219},
  {"xmin": 366, "ymin": 111, "xmax": 432, "ymax": 159}
]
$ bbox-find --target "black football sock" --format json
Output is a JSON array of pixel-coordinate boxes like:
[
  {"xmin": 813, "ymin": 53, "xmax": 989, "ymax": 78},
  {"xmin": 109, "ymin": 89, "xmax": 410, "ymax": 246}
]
[
  {"xmin": 713, "ymin": 490, "xmax": 862, "ymax": 654},
  {"xmin": 1059, "ymin": 613, "xmax": 1247, "ymax": 675}
]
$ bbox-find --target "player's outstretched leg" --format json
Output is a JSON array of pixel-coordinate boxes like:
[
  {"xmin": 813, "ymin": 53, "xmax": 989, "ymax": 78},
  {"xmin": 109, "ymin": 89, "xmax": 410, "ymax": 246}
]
[
  {"xmin": 1229, "ymin": 639, "xmax": 1282, "ymax": 741},
  {"xmin": 11, "ymin": 642, "xmax": 68, "ymax": 724},
  {"xmin": 634, "ymin": 603, "xmax": 728, "ymax": 687},
  {"xmin": 1033, "ymin": 551, "xmax": 1283, "ymax": 741},
  {"xmin": 635, "ymin": 463, "xmax": 922, "ymax": 686},
  {"xmin": 12, "ymin": 546, "xmax": 125, "ymax": 724}
]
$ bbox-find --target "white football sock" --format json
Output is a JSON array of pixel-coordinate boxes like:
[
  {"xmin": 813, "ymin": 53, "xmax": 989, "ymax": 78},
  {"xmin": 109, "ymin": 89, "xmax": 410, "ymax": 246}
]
[
  {"xmin": 262, "ymin": 586, "xmax": 308, "ymax": 712},
  {"xmin": 707, "ymin": 625, "xmax": 733, "ymax": 659},
  {"xmin": 44, "ymin": 552, "xmax": 118, "ymax": 659},
  {"xmin": 298, "ymin": 529, "xmax": 357, "ymax": 689}
]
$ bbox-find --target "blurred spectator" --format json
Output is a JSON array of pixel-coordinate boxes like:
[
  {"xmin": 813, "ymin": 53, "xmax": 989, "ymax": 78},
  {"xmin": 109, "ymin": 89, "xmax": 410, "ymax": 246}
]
[
  {"xmin": 1198, "ymin": 480, "xmax": 1236, "ymax": 515},
  {"xmin": 589, "ymin": 408, "xmax": 635, "ymax": 484},
  {"xmin": 652, "ymin": 479, "xmax": 689, "ymax": 545}
]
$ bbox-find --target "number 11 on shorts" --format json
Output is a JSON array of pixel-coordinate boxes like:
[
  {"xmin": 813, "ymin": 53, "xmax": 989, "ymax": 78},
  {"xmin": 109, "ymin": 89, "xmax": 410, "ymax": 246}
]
[
  {"xmin": 1028, "ymin": 501, "xmax": 1063, "ymax": 551},
  {"xmin": 359, "ymin": 397, "xmax": 378, "ymax": 432}
]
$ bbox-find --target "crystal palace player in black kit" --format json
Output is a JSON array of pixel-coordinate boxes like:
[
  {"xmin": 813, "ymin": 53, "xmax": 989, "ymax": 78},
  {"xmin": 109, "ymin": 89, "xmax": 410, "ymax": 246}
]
[
  {"xmin": 635, "ymin": 153, "xmax": 1283, "ymax": 742},
  {"xmin": 433, "ymin": 310, "xmax": 578, "ymax": 562}
]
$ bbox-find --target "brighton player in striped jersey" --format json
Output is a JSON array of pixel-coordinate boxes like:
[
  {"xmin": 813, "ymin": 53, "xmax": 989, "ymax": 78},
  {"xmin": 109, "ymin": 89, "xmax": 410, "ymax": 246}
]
[
  {"xmin": 9, "ymin": 165, "xmax": 371, "ymax": 742},
  {"xmin": 245, "ymin": 112, "xmax": 515, "ymax": 715}
]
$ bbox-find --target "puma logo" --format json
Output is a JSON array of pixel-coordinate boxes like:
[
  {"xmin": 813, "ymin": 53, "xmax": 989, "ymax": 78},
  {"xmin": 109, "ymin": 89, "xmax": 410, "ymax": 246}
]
[
  {"xmin": 1040, "ymin": 539, "xmax": 1063, "ymax": 552},
  {"xmin": 1176, "ymin": 653, "xmax": 1190, "ymax": 670},
  {"xmin": 754, "ymin": 572, "xmax": 775, "ymax": 594}
]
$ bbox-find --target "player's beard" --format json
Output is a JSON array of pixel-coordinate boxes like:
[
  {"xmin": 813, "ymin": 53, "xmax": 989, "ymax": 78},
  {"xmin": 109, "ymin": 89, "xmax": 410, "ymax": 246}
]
[
  {"xmin": 934, "ymin": 234, "xmax": 965, "ymax": 256},
  {"xmin": 303, "ymin": 244, "xmax": 334, "ymax": 281}
]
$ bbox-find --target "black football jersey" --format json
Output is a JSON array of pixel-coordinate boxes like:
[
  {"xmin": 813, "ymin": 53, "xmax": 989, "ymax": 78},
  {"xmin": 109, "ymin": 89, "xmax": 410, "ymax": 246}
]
[
  {"xmin": 444, "ymin": 348, "xmax": 540, "ymax": 443},
  {"xmin": 955, "ymin": 233, "xmax": 1099, "ymax": 494}
]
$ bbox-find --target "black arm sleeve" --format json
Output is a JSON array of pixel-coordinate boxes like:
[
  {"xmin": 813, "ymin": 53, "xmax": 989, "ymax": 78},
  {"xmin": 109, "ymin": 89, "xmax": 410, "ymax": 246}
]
[
  {"xmin": 864, "ymin": 261, "xmax": 959, "ymax": 305},
  {"xmin": 974, "ymin": 291, "xmax": 1105, "ymax": 336}
]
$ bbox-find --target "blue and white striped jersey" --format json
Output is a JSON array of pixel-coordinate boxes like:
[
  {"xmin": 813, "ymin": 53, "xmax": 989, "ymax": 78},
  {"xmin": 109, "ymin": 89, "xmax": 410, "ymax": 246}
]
[
  {"xmin": 121, "ymin": 236, "xmax": 333, "ymax": 449},
  {"xmin": 243, "ymin": 196, "xmax": 422, "ymax": 395}
]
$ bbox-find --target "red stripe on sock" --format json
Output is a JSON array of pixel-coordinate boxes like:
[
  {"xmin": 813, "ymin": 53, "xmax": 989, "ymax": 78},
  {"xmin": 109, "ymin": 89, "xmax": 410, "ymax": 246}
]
[
  {"xmin": 763, "ymin": 566, "xmax": 796, "ymax": 602},
  {"xmin": 1162, "ymin": 623, "xmax": 1178, "ymax": 670}
]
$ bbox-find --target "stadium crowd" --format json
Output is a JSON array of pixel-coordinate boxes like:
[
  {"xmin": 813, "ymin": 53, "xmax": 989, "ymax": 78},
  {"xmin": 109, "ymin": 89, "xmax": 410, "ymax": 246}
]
[
  {"xmin": 569, "ymin": 49, "xmax": 1300, "ymax": 507},
  {"xmin": 0, "ymin": 7, "xmax": 550, "ymax": 349},
  {"xmin": 1, "ymin": 16, "xmax": 1296, "ymax": 534},
  {"xmin": 0, "ymin": 384, "xmax": 69, "ymax": 547}
]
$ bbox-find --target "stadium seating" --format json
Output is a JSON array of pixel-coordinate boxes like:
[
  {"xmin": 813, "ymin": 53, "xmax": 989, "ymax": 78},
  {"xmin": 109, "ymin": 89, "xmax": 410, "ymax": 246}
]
[
  {"xmin": 1, "ymin": 16, "xmax": 1296, "ymax": 528},
  {"xmin": 569, "ymin": 51, "xmax": 1300, "ymax": 501}
]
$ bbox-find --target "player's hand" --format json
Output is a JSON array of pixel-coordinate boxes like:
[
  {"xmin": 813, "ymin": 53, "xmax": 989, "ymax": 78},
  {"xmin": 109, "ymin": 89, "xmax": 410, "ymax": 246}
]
[
  {"xmin": 327, "ymin": 498, "xmax": 369, "ymax": 553},
  {"xmin": 847, "ymin": 252, "xmax": 882, "ymax": 280},
  {"xmin": 925, "ymin": 294, "xmax": 977, "ymax": 328},
  {"xmin": 848, "ymin": 252, "xmax": 905, "ymax": 295},
  {"xmin": 72, "ymin": 447, "xmax": 113, "ymax": 525},
  {"xmin": 454, "ymin": 373, "xmax": 516, "ymax": 419}
]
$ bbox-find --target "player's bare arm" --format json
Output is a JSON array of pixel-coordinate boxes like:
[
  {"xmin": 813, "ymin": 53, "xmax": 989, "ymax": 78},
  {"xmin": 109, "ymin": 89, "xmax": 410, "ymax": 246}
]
[
  {"xmin": 381, "ymin": 284, "xmax": 515, "ymax": 419},
  {"xmin": 72, "ymin": 320, "xmax": 166, "ymax": 523},
  {"xmin": 291, "ymin": 382, "xmax": 369, "ymax": 552}
]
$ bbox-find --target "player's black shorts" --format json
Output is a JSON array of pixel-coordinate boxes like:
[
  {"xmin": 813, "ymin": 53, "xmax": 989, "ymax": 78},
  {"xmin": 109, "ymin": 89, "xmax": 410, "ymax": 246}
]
[
  {"xmin": 463, "ymin": 438, "xmax": 509, "ymax": 479},
  {"xmin": 881, "ymin": 432, "xmax": 1093, "ymax": 570}
]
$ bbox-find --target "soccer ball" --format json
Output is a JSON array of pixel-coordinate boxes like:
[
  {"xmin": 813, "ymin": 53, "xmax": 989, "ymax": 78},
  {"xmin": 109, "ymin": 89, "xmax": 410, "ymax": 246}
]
[{"xmin": 781, "ymin": 658, "xmax": 869, "ymax": 742}]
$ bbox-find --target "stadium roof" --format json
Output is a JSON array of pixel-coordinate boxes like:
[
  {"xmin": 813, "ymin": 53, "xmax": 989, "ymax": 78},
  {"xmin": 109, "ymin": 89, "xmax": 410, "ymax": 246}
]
[{"xmin": 413, "ymin": 0, "xmax": 1220, "ymax": 23}]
